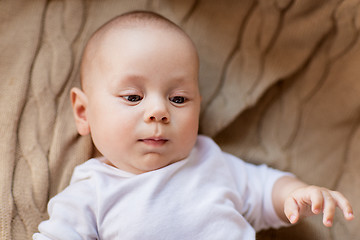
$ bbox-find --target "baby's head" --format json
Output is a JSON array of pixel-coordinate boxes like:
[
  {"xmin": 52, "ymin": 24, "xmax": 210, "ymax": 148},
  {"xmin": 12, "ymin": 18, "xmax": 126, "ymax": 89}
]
[{"xmin": 71, "ymin": 11, "xmax": 201, "ymax": 174}]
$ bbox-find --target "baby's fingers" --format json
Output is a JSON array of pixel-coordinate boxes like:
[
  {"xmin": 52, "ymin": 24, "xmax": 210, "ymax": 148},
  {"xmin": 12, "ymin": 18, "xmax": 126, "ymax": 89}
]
[
  {"xmin": 322, "ymin": 191, "xmax": 336, "ymax": 227},
  {"xmin": 283, "ymin": 185, "xmax": 354, "ymax": 227},
  {"xmin": 307, "ymin": 187, "xmax": 324, "ymax": 215},
  {"xmin": 284, "ymin": 197, "xmax": 300, "ymax": 224},
  {"xmin": 330, "ymin": 191, "xmax": 354, "ymax": 221}
]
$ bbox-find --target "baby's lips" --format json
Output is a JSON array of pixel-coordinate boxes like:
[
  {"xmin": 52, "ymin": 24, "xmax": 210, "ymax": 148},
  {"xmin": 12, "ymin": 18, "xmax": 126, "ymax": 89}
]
[{"xmin": 139, "ymin": 137, "xmax": 169, "ymax": 147}]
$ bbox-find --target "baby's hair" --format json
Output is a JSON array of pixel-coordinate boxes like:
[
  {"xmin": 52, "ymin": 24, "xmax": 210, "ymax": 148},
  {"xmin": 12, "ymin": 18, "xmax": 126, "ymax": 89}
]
[
  {"xmin": 80, "ymin": 10, "xmax": 193, "ymax": 89},
  {"xmin": 96, "ymin": 10, "xmax": 183, "ymax": 34}
]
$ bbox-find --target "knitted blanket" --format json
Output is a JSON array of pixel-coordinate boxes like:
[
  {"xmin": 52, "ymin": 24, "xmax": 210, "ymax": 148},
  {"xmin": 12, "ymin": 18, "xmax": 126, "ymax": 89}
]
[{"xmin": 1, "ymin": 1, "xmax": 358, "ymax": 239}]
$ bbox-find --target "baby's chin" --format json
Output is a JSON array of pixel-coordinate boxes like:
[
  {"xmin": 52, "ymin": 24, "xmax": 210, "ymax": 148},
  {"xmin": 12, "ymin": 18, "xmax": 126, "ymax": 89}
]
[
  {"xmin": 134, "ymin": 152, "xmax": 189, "ymax": 174},
  {"xmin": 102, "ymin": 152, "xmax": 190, "ymax": 175}
]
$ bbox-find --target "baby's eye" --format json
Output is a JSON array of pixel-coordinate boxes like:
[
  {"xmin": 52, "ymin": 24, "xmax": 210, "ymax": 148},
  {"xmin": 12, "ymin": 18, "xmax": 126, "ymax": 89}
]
[
  {"xmin": 123, "ymin": 95, "xmax": 142, "ymax": 102},
  {"xmin": 170, "ymin": 96, "xmax": 186, "ymax": 104}
]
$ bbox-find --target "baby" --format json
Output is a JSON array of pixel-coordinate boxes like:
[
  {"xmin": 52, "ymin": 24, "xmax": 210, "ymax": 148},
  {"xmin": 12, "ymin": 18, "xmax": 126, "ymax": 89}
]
[{"xmin": 33, "ymin": 11, "xmax": 354, "ymax": 239}]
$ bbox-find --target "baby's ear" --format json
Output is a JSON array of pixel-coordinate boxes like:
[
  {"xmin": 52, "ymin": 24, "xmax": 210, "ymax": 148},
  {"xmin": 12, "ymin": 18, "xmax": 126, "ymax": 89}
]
[{"xmin": 70, "ymin": 87, "xmax": 90, "ymax": 136}]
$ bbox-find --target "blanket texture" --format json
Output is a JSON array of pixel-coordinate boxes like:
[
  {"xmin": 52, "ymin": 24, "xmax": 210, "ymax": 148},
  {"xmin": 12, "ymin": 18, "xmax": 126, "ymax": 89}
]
[{"xmin": 1, "ymin": 0, "xmax": 359, "ymax": 239}]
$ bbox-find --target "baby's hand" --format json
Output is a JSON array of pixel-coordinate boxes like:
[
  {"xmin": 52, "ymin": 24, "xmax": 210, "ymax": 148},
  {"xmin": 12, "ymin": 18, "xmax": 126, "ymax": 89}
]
[{"xmin": 284, "ymin": 186, "xmax": 354, "ymax": 227}]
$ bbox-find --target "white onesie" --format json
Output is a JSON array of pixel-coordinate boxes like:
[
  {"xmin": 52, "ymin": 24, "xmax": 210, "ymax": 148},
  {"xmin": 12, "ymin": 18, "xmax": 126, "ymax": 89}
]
[{"xmin": 34, "ymin": 135, "xmax": 290, "ymax": 240}]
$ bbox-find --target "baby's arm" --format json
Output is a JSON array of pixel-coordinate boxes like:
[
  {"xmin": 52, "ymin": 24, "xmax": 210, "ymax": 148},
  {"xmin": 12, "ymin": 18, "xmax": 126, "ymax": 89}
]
[
  {"xmin": 33, "ymin": 179, "xmax": 98, "ymax": 239},
  {"xmin": 272, "ymin": 176, "xmax": 354, "ymax": 227}
]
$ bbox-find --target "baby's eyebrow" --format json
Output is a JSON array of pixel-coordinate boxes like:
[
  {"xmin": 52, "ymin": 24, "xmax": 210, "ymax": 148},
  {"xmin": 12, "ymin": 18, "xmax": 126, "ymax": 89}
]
[
  {"xmin": 109, "ymin": 74, "xmax": 146, "ymax": 88},
  {"xmin": 120, "ymin": 74, "xmax": 147, "ymax": 82}
]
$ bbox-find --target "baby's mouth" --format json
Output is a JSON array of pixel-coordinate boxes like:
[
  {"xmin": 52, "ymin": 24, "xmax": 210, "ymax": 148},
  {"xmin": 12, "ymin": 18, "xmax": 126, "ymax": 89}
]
[{"xmin": 139, "ymin": 138, "xmax": 169, "ymax": 146}]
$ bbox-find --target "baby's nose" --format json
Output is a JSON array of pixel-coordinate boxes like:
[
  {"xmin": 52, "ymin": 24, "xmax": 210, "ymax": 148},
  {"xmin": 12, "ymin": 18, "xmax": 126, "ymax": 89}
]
[
  {"xmin": 149, "ymin": 115, "xmax": 169, "ymax": 123},
  {"xmin": 144, "ymin": 100, "xmax": 170, "ymax": 124}
]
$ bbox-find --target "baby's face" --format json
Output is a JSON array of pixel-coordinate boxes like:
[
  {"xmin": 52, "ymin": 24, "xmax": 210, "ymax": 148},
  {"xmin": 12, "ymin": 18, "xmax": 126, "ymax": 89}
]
[{"xmin": 83, "ymin": 27, "xmax": 201, "ymax": 174}]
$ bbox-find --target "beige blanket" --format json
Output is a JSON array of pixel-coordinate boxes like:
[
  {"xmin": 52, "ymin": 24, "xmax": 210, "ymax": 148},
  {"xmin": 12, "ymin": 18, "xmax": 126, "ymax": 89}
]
[{"xmin": 1, "ymin": 1, "xmax": 359, "ymax": 239}]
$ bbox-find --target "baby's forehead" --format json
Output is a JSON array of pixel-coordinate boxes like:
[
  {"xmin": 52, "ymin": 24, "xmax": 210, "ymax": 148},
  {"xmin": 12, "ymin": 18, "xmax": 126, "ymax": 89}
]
[
  {"xmin": 86, "ymin": 22, "xmax": 185, "ymax": 64},
  {"xmin": 81, "ymin": 12, "xmax": 198, "ymax": 90},
  {"xmin": 96, "ymin": 21, "xmax": 188, "ymax": 51},
  {"xmin": 85, "ymin": 24, "xmax": 196, "ymax": 69},
  {"xmin": 90, "ymin": 12, "xmax": 185, "ymax": 47}
]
